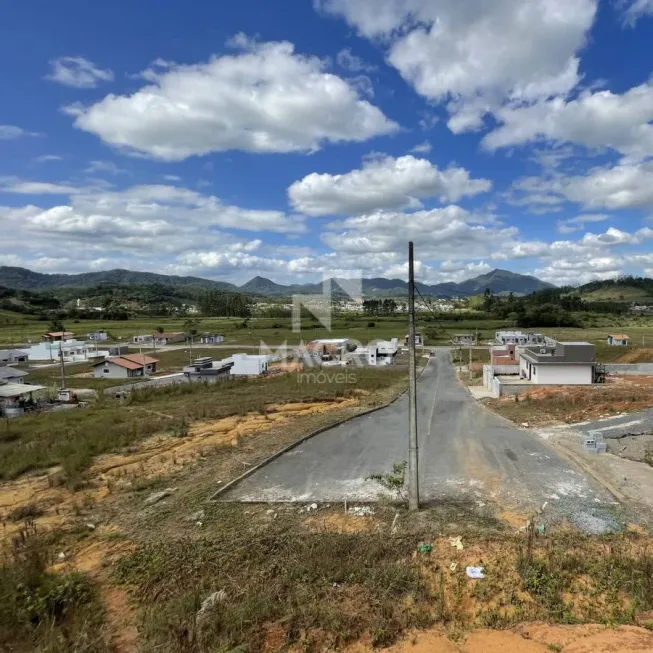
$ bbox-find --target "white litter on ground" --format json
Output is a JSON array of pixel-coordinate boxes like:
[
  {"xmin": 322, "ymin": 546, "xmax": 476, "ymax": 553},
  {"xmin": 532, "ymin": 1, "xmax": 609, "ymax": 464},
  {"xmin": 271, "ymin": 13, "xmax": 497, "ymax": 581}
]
[
  {"xmin": 449, "ymin": 536, "xmax": 464, "ymax": 550},
  {"xmin": 348, "ymin": 506, "xmax": 375, "ymax": 517},
  {"xmin": 466, "ymin": 566, "xmax": 485, "ymax": 579}
]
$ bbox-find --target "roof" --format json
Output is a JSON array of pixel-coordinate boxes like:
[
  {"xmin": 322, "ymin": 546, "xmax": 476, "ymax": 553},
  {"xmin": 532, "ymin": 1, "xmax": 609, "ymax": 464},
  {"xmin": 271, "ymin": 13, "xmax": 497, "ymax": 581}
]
[
  {"xmin": 0, "ymin": 367, "xmax": 28, "ymax": 380},
  {"xmin": 121, "ymin": 353, "xmax": 158, "ymax": 365},
  {"xmin": 0, "ymin": 349, "xmax": 29, "ymax": 357},
  {"xmin": 93, "ymin": 357, "xmax": 143, "ymax": 371},
  {"xmin": 0, "ymin": 383, "xmax": 44, "ymax": 398},
  {"xmin": 310, "ymin": 338, "xmax": 349, "ymax": 344},
  {"xmin": 521, "ymin": 342, "xmax": 596, "ymax": 365},
  {"xmin": 609, "ymin": 334, "xmax": 629, "ymax": 340},
  {"xmin": 45, "ymin": 331, "xmax": 75, "ymax": 337}
]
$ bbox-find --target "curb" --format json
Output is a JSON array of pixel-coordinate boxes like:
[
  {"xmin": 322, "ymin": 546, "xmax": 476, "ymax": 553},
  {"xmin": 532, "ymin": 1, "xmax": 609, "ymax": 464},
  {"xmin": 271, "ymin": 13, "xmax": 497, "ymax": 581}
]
[
  {"xmin": 210, "ymin": 360, "xmax": 431, "ymax": 502},
  {"xmin": 550, "ymin": 439, "xmax": 626, "ymax": 503}
]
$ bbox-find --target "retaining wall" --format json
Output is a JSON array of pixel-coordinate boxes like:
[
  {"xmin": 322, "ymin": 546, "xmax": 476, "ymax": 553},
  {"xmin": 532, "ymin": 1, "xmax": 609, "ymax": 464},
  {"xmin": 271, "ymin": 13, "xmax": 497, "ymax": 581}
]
[{"xmin": 604, "ymin": 363, "xmax": 653, "ymax": 375}]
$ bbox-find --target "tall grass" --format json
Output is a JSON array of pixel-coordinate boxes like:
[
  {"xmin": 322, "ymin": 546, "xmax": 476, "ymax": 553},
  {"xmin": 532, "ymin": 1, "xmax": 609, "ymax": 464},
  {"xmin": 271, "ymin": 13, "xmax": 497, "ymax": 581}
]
[{"xmin": 0, "ymin": 521, "xmax": 110, "ymax": 652}]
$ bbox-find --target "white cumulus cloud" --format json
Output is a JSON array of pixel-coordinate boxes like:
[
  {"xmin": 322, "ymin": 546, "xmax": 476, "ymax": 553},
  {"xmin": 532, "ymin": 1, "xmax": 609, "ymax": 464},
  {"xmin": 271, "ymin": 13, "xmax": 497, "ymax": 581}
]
[
  {"xmin": 316, "ymin": 0, "xmax": 596, "ymax": 131},
  {"xmin": 483, "ymin": 82, "xmax": 653, "ymax": 159},
  {"xmin": 288, "ymin": 155, "xmax": 491, "ymax": 216},
  {"xmin": 47, "ymin": 56, "xmax": 114, "ymax": 88},
  {"xmin": 65, "ymin": 38, "xmax": 398, "ymax": 160}
]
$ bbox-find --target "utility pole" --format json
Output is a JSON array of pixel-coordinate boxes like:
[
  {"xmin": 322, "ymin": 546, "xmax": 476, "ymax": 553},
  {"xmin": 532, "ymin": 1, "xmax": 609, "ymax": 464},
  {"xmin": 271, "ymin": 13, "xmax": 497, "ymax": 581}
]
[
  {"xmin": 407, "ymin": 241, "xmax": 420, "ymax": 511},
  {"xmin": 468, "ymin": 344, "xmax": 472, "ymax": 375},
  {"xmin": 59, "ymin": 341, "xmax": 66, "ymax": 389}
]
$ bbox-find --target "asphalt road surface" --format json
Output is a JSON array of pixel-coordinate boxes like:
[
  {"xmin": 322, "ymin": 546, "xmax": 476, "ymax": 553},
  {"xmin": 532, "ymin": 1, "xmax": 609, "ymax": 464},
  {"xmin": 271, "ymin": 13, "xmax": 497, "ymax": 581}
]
[{"xmin": 224, "ymin": 350, "xmax": 620, "ymax": 532}]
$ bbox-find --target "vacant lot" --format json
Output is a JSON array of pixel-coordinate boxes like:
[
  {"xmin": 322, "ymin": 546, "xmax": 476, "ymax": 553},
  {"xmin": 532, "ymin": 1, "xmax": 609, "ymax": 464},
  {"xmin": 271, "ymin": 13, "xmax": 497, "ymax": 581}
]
[
  {"xmin": 0, "ymin": 367, "xmax": 407, "ymax": 483},
  {"xmin": 485, "ymin": 376, "xmax": 653, "ymax": 426}
]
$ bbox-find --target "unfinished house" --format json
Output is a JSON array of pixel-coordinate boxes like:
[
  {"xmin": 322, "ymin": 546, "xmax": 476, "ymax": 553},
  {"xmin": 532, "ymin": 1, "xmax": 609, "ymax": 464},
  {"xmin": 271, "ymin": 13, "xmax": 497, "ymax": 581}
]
[
  {"xmin": 453, "ymin": 333, "xmax": 476, "ymax": 346},
  {"xmin": 607, "ymin": 334, "xmax": 629, "ymax": 346}
]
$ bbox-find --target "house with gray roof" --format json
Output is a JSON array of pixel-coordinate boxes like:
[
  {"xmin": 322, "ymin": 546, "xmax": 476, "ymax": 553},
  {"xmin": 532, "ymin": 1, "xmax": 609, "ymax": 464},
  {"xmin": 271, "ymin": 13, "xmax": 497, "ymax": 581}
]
[
  {"xmin": 519, "ymin": 342, "xmax": 596, "ymax": 385},
  {"xmin": 0, "ymin": 349, "xmax": 28, "ymax": 365},
  {"xmin": 0, "ymin": 366, "xmax": 29, "ymax": 385}
]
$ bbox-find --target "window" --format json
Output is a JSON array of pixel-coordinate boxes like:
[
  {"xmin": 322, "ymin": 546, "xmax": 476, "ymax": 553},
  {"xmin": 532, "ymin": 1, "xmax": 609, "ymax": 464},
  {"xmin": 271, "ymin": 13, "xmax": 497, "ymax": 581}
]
[{"xmin": 103, "ymin": 367, "xmax": 110, "ymax": 374}]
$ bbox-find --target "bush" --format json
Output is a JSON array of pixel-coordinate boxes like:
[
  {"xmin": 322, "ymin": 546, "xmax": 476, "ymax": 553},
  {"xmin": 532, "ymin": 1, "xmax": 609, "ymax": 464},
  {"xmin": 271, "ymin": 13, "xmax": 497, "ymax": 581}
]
[{"xmin": 367, "ymin": 321, "xmax": 376, "ymax": 327}]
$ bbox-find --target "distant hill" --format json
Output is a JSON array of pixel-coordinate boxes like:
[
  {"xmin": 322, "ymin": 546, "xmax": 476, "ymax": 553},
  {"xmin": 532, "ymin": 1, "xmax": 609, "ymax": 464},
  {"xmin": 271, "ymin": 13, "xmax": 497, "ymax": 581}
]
[
  {"xmin": 452, "ymin": 269, "xmax": 554, "ymax": 296},
  {"xmin": 576, "ymin": 277, "xmax": 653, "ymax": 303},
  {"xmin": 0, "ymin": 266, "xmax": 238, "ymax": 292},
  {"xmin": 0, "ymin": 265, "xmax": 554, "ymax": 299}
]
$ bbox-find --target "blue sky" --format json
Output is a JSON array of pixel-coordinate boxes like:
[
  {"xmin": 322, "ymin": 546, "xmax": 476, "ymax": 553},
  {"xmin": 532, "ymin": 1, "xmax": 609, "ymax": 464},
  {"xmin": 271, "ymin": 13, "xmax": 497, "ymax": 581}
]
[{"xmin": 2, "ymin": 0, "xmax": 653, "ymax": 287}]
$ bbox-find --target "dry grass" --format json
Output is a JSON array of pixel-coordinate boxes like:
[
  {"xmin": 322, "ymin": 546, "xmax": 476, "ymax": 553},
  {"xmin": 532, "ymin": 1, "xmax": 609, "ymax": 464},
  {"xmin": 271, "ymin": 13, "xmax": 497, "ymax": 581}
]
[{"xmin": 112, "ymin": 505, "xmax": 653, "ymax": 652}]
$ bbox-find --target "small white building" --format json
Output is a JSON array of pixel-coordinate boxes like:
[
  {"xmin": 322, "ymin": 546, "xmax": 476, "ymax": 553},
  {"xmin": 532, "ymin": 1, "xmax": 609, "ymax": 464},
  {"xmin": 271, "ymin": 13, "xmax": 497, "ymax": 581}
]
[
  {"xmin": 230, "ymin": 354, "xmax": 271, "ymax": 376},
  {"xmin": 87, "ymin": 331, "xmax": 109, "ymax": 341},
  {"xmin": 199, "ymin": 334, "xmax": 224, "ymax": 344},
  {"xmin": 519, "ymin": 342, "xmax": 596, "ymax": 385}
]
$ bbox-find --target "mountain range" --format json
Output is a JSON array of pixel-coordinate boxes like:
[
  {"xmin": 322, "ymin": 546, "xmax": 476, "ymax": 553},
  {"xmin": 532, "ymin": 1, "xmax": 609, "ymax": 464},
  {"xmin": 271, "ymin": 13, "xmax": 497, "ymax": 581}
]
[{"xmin": 0, "ymin": 266, "xmax": 554, "ymax": 298}]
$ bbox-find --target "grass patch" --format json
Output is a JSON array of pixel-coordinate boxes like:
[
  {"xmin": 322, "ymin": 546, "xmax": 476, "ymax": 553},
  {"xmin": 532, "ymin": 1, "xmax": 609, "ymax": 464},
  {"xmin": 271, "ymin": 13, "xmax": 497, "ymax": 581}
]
[
  {"xmin": 113, "ymin": 512, "xmax": 653, "ymax": 652},
  {"xmin": 0, "ymin": 367, "xmax": 406, "ymax": 484},
  {"xmin": 0, "ymin": 522, "xmax": 110, "ymax": 652},
  {"xmin": 115, "ymin": 533, "xmax": 433, "ymax": 652}
]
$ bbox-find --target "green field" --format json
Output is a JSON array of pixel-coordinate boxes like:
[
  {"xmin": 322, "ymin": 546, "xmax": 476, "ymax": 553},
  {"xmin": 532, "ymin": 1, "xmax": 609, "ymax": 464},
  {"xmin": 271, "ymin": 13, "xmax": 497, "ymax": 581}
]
[{"xmin": 5, "ymin": 310, "xmax": 653, "ymax": 361}]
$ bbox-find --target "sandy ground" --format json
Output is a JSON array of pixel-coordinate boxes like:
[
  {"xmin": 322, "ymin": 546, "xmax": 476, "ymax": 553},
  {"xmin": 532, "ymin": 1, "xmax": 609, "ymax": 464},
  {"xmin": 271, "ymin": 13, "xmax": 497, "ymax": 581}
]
[
  {"xmin": 349, "ymin": 624, "xmax": 653, "ymax": 652},
  {"xmin": 0, "ymin": 397, "xmax": 358, "ymax": 542},
  {"xmin": 547, "ymin": 430, "xmax": 653, "ymax": 512}
]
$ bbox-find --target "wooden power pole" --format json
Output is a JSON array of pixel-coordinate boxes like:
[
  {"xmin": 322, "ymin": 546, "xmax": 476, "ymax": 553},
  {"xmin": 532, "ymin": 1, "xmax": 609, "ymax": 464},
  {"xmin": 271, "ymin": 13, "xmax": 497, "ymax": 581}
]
[{"xmin": 407, "ymin": 241, "xmax": 420, "ymax": 511}]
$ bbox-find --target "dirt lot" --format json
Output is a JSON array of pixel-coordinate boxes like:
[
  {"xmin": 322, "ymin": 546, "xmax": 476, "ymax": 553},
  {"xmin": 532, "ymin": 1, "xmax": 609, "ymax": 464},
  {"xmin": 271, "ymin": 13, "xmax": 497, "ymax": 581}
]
[
  {"xmin": 3, "ymin": 368, "xmax": 653, "ymax": 652},
  {"xmin": 484, "ymin": 375, "xmax": 653, "ymax": 426}
]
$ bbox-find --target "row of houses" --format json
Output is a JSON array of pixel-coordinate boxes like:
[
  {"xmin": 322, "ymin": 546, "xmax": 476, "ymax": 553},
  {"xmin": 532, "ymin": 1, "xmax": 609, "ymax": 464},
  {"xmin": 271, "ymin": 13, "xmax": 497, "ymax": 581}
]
[{"xmin": 131, "ymin": 332, "xmax": 224, "ymax": 346}]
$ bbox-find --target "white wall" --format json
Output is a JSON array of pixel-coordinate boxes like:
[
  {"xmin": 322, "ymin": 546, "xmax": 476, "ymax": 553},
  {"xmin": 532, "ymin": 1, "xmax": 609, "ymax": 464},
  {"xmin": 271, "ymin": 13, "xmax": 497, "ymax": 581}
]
[
  {"xmin": 231, "ymin": 354, "xmax": 270, "ymax": 376},
  {"xmin": 532, "ymin": 364, "xmax": 593, "ymax": 385}
]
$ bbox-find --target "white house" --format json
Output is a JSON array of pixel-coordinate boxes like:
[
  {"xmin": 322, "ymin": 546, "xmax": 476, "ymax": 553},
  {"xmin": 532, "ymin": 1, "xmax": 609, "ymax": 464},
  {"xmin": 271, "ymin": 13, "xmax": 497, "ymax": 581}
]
[
  {"xmin": 519, "ymin": 342, "xmax": 596, "ymax": 385},
  {"xmin": 24, "ymin": 339, "xmax": 106, "ymax": 362},
  {"xmin": 0, "ymin": 349, "xmax": 29, "ymax": 365},
  {"xmin": 230, "ymin": 354, "xmax": 271, "ymax": 376},
  {"xmin": 495, "ymin": 331, "xmax": 548, "ymax": 346},
  {"xmin": 93, "ymin": 354, "xmax": 158, "ymax": 379}
]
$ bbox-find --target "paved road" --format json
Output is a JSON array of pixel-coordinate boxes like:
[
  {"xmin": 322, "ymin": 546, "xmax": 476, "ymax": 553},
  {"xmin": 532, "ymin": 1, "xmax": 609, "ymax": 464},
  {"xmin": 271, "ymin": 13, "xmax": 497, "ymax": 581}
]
[
  {"xmin": 569, "ymin": 410, "xmax": 653, "ymax": 439},
  {"xmin": 224, "ymin": 351, "xmax": 620, "ymax": 531}
]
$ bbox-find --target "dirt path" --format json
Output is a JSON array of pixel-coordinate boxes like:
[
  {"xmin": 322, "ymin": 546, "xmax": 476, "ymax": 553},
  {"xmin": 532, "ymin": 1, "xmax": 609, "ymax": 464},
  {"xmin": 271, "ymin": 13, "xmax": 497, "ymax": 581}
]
[{"xmin": 350, "ymin": 624, "xmax": 653, "ymax": 652}]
